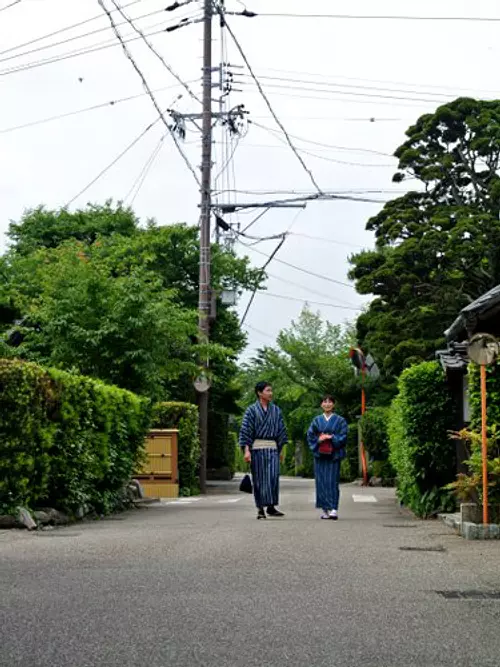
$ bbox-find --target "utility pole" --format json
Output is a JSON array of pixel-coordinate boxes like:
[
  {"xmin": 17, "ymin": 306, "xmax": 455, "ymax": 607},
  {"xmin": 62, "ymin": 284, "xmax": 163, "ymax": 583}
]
[{"xmin": 197, "ymin": 0, "xmax": 213, "ymax": 495}]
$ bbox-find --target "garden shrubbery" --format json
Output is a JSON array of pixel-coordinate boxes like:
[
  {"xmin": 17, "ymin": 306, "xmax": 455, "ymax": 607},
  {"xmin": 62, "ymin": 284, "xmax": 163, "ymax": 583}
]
[
  {"xmin": 388, "ymin": 361, "xmax": 457, "ymax": 517},
  {"xmin": 0, "ymin": 358, "xmax": 150, "ymax": 515}
]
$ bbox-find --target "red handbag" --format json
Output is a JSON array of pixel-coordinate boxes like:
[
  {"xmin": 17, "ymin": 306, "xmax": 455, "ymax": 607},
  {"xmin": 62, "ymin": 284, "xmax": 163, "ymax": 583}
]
[{"xmin": 318, "ymin": 434, "xmax": 333, "ymax": 455}]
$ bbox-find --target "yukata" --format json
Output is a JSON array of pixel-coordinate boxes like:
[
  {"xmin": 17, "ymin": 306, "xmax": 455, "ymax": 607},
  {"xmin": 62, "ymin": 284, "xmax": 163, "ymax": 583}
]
[
  {"xmin": 307, "ymin": 413, "xmax": 348, "ymax": 511},
  {"xmin": 239, "ymin": 401, "xmax": 288, "ymax": 508}
]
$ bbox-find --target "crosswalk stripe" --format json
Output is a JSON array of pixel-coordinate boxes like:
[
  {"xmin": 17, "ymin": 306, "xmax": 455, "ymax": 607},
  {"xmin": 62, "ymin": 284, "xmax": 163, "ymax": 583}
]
[{"xmin": 352, "ymin": 494, "xmax": 378, "ymax": 503}]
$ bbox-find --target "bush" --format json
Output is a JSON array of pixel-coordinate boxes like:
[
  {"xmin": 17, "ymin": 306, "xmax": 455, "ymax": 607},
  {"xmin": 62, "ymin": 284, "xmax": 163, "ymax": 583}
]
[
  {"xmin": 151, "ymin": 402, "xmax": 200, "ymax": 495},
  {"xmin": 0, "ymin": 358, "xmax": 150, "ymax": 515},
  {"xmin": 445, "ymin": 362, "xmax": 500, "ymax": 507},
  {"xmin": 388, "ymin": 361, "xmax": 457, "ymax": 517},
  {"xmin": 360, "ymin": 406, "xmax": 390, "ymax": 461},
  {"xmin": 207, "ymin": 410, "xmax": 236, "ymax": 477},
  {"xmin": 341, "ymin": 423, "xmax": 359, "ymax": 482}
]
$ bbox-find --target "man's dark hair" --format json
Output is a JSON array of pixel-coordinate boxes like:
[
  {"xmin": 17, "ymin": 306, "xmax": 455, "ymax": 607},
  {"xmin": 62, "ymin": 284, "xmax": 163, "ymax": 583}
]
[
  {"xmin": 255, "ymin": 381, "xmax": 271, "ymax": 396},
  {"xmin": 322, "ymin": 394, "xmax": 335, "ymax": 403}
]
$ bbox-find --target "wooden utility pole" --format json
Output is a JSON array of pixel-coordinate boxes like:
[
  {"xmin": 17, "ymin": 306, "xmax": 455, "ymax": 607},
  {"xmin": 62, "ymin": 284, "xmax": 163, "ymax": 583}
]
[{"xmin": 197, "ymin": 0, "xmax": 213, "ymax": 494}]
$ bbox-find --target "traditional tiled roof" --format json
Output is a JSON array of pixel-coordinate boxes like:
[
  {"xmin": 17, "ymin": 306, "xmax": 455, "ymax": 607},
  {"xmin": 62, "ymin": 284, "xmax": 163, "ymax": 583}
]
[
  {"xmin": 435, "ymin": 341, "xmax": 468, "ymax": 373},
  {"xmin": 445, "ymin": 285, "xmax": 500, "ymax": 342}
]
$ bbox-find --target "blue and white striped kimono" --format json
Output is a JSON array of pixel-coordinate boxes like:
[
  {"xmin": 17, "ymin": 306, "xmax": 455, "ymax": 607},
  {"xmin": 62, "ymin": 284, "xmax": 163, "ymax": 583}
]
[
  {"xmin": 239, "ymin": 401, "xmax": 288, "ymax": 508},
  {"xmin": 307, "ymin": 413, "xmax": 348, "ymax": 511}
]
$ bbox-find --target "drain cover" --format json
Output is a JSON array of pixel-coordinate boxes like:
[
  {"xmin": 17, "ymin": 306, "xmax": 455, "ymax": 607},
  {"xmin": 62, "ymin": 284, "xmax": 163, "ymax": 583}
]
[
  {"xmin": 437, "ymin": 590, "xmax": 500, "ymax": 600},
  {"xmin": 399, "ymin": 545, "xmax": 446, "ymax": 552}
]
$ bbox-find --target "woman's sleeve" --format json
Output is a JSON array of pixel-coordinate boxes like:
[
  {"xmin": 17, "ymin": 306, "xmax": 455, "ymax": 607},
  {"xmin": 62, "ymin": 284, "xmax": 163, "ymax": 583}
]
[
  {"xmin": 307, "ymin": 418, "xmax": 319, "ymax": 452},
  {"xmin": 333, "ymin": 417, "xmax": 348, "ymax": 448}
]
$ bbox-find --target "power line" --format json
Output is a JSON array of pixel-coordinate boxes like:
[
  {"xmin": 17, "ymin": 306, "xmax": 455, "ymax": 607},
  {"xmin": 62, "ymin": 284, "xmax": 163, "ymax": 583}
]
[
  {"xmin": 240, "ymin": 78, "xmax": 454, "ymax": 105},
  {"xmin": 289, "ymin": 232, "xmax": 365, "ymax": 250},
  {"xmin": 250, "ymin": 120, "xmax": 394, "ymax": 158},
  {"xmin": 0, "ymin": 10, "xmax": 202, "ymax": 79},
  {"xmin": 0, "ymin": 80, "xmax": 198, "ymax": 135},
  {"xmin": 235, "ymin": 139, "xmax": 394, "ymax": 168},
  {"xmin": 240, "ymin": 236, "xmax": 287, "ymax": 325},
  {"xmin": 239, "ymin": 86, "xmax": 435, "ymax": 110},
  {"xmin": 98, "ymin": 0, "xmax": 201, "ymax": 187},
  {"xmin": 0, "ymin": 6, "xmax": 167, "ymax": 66},
  {"xmin": 220, "ymin": 12, "xmax": 324, "ymax": 194},
  {"xmin": 0, "ymin": 0, "xmax": 142, "ymax": 56},
  {"xmin": 257, "ymin": 12, "xmax": 500, "ymax": 23},
  {"xmin": 238, "ymin": 238, "xmax": 355, "ymax": 289},
  {"xmin": 123, "ymin": 134, "xmax": 166, "ymax": 206},
  {"xmin": 253, "ymin": 66, "xmax": 500, "ymax": 100},
  {"xmin": 0, "ymin": 0, "xmax": 21, "ymax": 12},
  {"xmin": 65, "ymin": 112, "xmax": 165, "ymax": 207},
  {"xmin": 258, "ymin": 291, "xmax": 361, "ymax": 312},
  {"xmin": 109, "ymin": 0, "xmax": 202, "ymax": 104},
  {"xmin": 266, "ymin": 270, "xmax": 357, "ymax": 308}
]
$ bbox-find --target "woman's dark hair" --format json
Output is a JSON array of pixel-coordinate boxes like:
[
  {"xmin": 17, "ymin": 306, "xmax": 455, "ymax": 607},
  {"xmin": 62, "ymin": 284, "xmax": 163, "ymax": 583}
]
[
  {"xmin": 255, "ymin": 381, "xmax": 271, "ymax": 396},
  {"xmin": 321, "ymin": 394, "xmax": 335, "ymax": 403}
]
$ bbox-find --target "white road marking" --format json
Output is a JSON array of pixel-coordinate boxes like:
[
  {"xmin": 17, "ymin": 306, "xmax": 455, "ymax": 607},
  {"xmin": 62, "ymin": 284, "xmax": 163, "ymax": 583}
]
[
  {"xmin": 217, "ymin": 498, "xmax": 242, "ymax": 504},
  {"xmin": 165, "ymin": 498, "xmax": 201, "ymax": 505},
  {"xmin": 352, "ymin": 494, "xmax": 378, "ymax": 503}
]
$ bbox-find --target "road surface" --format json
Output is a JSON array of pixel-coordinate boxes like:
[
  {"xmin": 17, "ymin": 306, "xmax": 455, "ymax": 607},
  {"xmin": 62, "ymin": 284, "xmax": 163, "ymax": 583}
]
[{"xmin": 2, "ymin": 478, "xmax": 500, "ymax": 666}]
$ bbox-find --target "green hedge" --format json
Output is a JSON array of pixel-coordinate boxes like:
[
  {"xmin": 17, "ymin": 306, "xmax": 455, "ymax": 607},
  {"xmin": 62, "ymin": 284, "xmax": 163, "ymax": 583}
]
[
  {"xmin": 0, "ymin": 358, "xmax": 150, "ymax": 515},
  {"xmin": 388, "ymin": 361, "xmax": 456, "ymax": 517},
  {"xmin": 360, "ymin": 406, "xmax": 390, "ymax": 461},
  {"xmin": 151, "ymin": 402, "xmax": 200, "ymax": 495}
]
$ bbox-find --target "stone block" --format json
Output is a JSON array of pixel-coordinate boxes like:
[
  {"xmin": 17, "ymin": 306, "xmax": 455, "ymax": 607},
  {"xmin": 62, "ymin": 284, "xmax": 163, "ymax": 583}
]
[
  {"xmin": 16, "ymin": 507, "xmax": 36, "ymax": 530},
  {"xmin": 0, "ymin": 515, "xmax": 17, "ymax": 529},
  {"xmin": 462, "ymin": 522, "xmax": 478, "ymax": 540},
  {"xmin": 33, "ymin": 511, "xmax": 51, "ymax": 525}
]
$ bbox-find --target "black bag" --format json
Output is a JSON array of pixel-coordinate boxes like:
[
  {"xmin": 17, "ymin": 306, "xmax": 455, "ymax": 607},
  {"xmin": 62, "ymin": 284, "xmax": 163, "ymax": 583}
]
[{"xmin": 239, "ymin": 474, "xmax": 253, "ymax": 494}]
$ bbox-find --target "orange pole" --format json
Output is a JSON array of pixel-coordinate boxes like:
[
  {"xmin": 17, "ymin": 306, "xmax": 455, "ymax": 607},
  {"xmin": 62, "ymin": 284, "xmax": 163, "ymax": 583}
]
[
  {"xmin": 360, "ymin": 363, "xmax": 368, "ymax": 485},
  {"xmin": 480, "ymin": 364, "xmax": 489, "ymax": 525}
]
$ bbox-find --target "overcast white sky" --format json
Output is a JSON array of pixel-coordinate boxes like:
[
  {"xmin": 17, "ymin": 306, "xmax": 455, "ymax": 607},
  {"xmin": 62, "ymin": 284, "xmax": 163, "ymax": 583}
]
[{"xmin": 2, "ymin": 0, "xmax": 500, "ymax": 356}]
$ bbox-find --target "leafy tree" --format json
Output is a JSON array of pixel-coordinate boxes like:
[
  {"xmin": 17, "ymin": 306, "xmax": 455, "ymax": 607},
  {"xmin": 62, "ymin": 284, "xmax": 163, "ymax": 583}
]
[
  {"xmin": 349, "ymin": 98, "xmax": 500, "ymax": 382},
  {"xmin": 8, "ymin": 202, "xmax": 139, "ymax": 256},
  {"xmin": 2, "ymin": 203, "xmax": 263, "ymax": 474},
  {"xmin": 6, "ymin": 243, "xmax": 196, "ymax": 400}
]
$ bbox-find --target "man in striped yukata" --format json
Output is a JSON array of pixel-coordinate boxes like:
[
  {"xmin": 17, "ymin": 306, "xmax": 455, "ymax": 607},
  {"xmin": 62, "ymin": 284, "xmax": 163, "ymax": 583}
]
[{"xmin": 239, "ymin": 381, "xmax": 288, "ymax": 520}]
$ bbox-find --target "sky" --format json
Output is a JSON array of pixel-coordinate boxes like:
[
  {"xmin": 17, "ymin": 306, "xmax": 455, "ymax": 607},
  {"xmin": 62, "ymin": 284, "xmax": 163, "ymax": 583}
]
[{"xmin": 2, "ymin": 0, "xmax": 500, "ymax": 358}]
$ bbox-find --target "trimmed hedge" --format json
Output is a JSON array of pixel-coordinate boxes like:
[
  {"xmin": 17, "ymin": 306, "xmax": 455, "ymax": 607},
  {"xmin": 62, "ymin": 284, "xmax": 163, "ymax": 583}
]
[
  {"xmin": 0, "ymin": 358, "xmax": 151, "ymax": 515},
  {"xmin": 388, "ymin": 361, "xmax": 456, "ymax": 517},
  {"xmin": 360, "ymin": 406, "xmax": 390, "ymax": 461},
  {"xmin": 151, "ymin": 402, "xmax": 200, "ymax": 495}
]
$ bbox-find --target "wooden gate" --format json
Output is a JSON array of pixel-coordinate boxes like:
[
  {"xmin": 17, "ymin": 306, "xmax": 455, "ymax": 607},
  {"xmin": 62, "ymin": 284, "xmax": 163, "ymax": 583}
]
[{"xmin": 136, "ymin": 429, "xmax": 179, "ymax": 498}]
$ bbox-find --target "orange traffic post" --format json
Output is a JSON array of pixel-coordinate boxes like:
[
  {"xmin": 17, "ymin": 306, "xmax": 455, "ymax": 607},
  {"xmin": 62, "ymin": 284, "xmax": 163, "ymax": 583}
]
[
  {"xmin": 480, "ymin": 364, "xmax": 489, "ymax": 525},
  {"xmin": 360, "ymin": 362, "xmax": 369, "ymax": 486}
]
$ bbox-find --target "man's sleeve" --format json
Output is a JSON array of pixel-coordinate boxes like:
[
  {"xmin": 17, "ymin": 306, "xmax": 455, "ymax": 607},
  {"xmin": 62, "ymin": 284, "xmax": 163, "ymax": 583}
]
[{"xmin": 239, "ymin": 406, "xmax": 255, "ymax": 450}]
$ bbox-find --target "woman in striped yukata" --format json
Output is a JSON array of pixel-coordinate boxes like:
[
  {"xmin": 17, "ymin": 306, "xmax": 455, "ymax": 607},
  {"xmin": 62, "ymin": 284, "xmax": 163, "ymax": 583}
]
[
  {"xmin": 239, "ymin": 381, "xmax": 288, "ymax": 520},
  {"xmin": 307, "ymin": 395, "xmax": 348, "ymax": 520}
]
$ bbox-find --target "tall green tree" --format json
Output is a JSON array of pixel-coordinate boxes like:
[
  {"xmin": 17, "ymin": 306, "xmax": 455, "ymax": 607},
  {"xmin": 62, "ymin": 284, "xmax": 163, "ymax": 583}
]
[
  {"xmin": 349, "ymin": 98, "xmax": 500, "ymax": 381},
  {"xmin": 2, "ymin": 204, "xmax": 263, "ymax": 472}
]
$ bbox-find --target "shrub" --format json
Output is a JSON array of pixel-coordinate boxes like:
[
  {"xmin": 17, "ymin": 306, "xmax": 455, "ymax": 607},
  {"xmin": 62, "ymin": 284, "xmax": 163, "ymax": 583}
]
[
  {"xmin": 207, "ymin": 410, "xmax": 236, "ymax": 477},
  {"xmin": 151, "ymin": 402, "xmax": 200, "ymax": 495},
  {"xmin": 0, "ymin": 358, "xmax": 150, "ymax": 515},
  {"xmin": 340, "ymin": 423, "xmax": 359, "ymax": 482},
  {"xmin": 388, "ymin": 361, "xmax": 457, "ymax": 517},
  {"xmin": 445, "ymin": 362, "xmax": 500, "ymax": 507},
  {"xmin": 360, "ymin": 406, "xmax": 390, "ymax": 461}
]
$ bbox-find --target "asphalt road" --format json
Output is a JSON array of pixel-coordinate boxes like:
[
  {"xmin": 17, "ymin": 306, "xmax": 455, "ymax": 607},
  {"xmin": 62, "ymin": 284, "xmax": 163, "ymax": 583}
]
[{"xmin": 2, "ymin": 478, "xmax": 500, "ymax": 667}]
